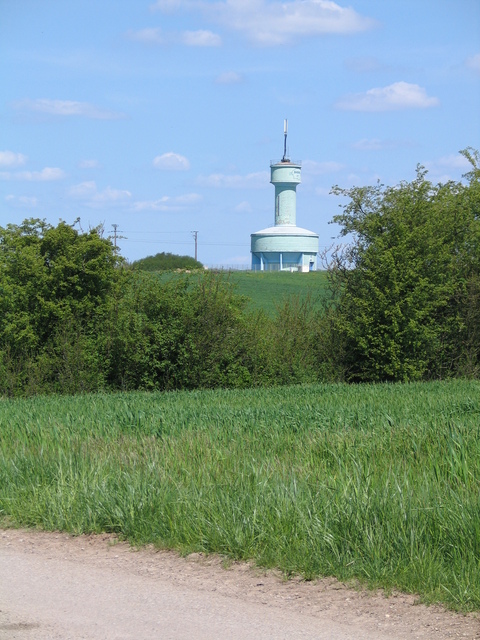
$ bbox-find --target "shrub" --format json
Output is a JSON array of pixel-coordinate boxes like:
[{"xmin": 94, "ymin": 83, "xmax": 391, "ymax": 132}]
[
  {"xmin": 131, "ymin": 252, "xmax": 203, "ymax": 272},
  {"xmin": 328, "ymin": 149, "xmax": 480, "ymax": 382}
]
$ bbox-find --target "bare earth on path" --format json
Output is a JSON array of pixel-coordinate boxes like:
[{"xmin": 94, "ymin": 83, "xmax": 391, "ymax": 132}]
[{"xmin": 1, "ymin": 528, "xmax": 478, "ymax": 640}]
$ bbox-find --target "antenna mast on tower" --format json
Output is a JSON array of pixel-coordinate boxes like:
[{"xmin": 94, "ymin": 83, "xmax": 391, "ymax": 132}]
[{"xmin": 282, "ymin": 118, "xmax": 289, "ymax": 162}]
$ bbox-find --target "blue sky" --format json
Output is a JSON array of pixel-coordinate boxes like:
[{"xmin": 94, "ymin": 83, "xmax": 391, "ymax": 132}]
[{"xmin": 2, "ymin": 0, "xmax": 479, "ymax": 266}]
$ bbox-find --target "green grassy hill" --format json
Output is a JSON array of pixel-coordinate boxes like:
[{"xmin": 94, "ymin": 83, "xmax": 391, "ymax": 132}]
[
  {"xmin": 156, "ymin": 270, "xmax": 330, "ymax": 315},
  {"xmin": 221, "ymin": 270, "xmax": 329, "ymax": 314}
]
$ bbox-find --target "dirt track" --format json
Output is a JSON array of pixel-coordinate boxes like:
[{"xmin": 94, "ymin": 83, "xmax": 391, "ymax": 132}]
[{"xmin": 1, "ymin": 529, "xmax": 478, "ymax": 639}]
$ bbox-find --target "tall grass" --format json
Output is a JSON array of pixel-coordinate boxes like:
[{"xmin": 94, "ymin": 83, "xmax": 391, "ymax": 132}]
[{"xmin": 1, "ymin": 380, "xmax": 479, "ymax": 611}]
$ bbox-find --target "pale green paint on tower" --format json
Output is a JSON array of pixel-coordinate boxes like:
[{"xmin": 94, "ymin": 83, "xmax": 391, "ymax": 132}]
[
  {"xmin": 251, "ymin": 122, "xmax": 319, "ymax": 272},
  {"xmin": 271, "ymin": 161, "xmax": 301, "ymax": 226}
]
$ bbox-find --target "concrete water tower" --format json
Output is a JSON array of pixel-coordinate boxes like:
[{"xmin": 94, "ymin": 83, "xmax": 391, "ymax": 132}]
[{"xmin": 251, "ymin": 120, "xmax": 319, "ymax": 271}]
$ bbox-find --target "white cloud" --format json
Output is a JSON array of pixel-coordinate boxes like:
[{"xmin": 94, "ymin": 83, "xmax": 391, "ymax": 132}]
[
  {"xmin": 434, "ymin": 154, "xmax": 471, "ymax": 170},
  {"xmin": 20, "ymin": 196, "xmax": 38, "ymax": 207},
  {"xmin": 425, "ymin": 154, "xmax": 471, "ymax": 182},
  {"xmin": 0, "ymin": 150, "xmax": 28, "ymax": 167},
  {"xmin": 181, "ymin": 30, "xmax": 222, "ymax": 46},
  {"xmin": 27, "ymin": 168, "xmax": 66, "ymax": 181},
  {"xmin": 0, "ymin": 167, "xmax": 66, "ymax": 181},
  {"xmin": 5, "ymin": 194, "xmax": 38, "ymax": 207},
  {"xmin": 133, "ymin": 193, "xmax": 201, "ymax": 211},
  {"xmin": 150, "ymin": 0, "xmax": 184, "ymax": 11},
  {"xmin": 215, "ymin": 71, "xmax": 243, "ymax": 84},
  {"xmin": 466, "ymin": 53, "xmax": 480, "ymax": 73},
  {"xmin": 14, "ymin": 99, "xmax": 125, "ymax": 120},
  {"xmin": 174, "ymin": 193, "xmax": 202, "ymax": 204},
  {"xmin": 151, "ymin": 0, "xmax": 376, "ymax": 45},
  {"xmin": 153, "ymin": 152, "xmax": 191, "ymax": 171},
  {"xmin": 94, "ymin": 187, "xmax": 132, "ymax": 203},
  {"xmin": 353, "ymin": 138, "xmax": 388, "ymax": 151},
  {"xmin": 336, "ymin": 82, "xmax": 439, "ymax": 112},
  {"xmin": 68, "ymin": 181, "xmax": 98, "ymax": 198},
  {"xmin": 197, "ymin": 170, "xmax": 269, "ymax": 188},
  {"xmin": 128, "ymin": 26, "xmax": 221, "ymax": 46},
  {"xmin": 78, "ymin": 159, "xmax": 101, "ymax": 169},
  {"xmin": 342, "ymin": 171, "xmax": 382, "ymax": 187},
  {"xmin": 302, "ymin": 159, "xmax": 344, "ymax": 174},
  {"xmin": 127, "ymin": 27, "xmax": 165, "ymax": 44},
  {"xmin": 68, "ymin": 181, "xmax": 132, "ymax": 207}
]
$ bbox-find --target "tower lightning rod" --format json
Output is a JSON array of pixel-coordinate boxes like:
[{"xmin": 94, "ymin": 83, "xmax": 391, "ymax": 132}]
[{"xmin": 282, "ymin": 119, "xmax": 288, "ymax": 162}]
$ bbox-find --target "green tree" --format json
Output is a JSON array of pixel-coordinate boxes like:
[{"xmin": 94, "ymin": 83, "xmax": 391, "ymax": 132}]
[
  {"xmin": 131, "ymin": 251, "xmax": 203, "ymax": 272},
  {"xmin": 104, "ymin": 271, "xmax": 257, "ymax": 391},
  {"xmin": 328, "ymin": 149, "xmax": 480, "ymax": 382},
  {"xmin": 0, "ymin": 219, "xmax": 121, "ymax": 394}
]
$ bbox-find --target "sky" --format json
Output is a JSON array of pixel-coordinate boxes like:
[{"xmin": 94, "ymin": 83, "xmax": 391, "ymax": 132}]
[{"xmin": 2, "ymin": 0, "xmax": 480, "ymax": 267}]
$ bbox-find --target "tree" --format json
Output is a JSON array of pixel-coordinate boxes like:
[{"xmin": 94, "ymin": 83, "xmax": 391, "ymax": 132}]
[
  {"xmin": 131, "ymin": 252, "xmax": 203, "ymax": 272},
  {"xmin": 104, "ymin": 271, "xmax": 255, "ymax": 391},
  {"xmin": 0, "ymin": 218, "xmax": 121, "ymax": 394},
  {"xmin": 328, "ymin": 149, "xmax": 480, "ymax": 382}
]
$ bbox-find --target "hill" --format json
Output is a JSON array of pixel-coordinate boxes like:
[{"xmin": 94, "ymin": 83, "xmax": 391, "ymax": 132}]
[{"xmin": 223, "ymin": 270, "xmax": 329, "ymax": 315}]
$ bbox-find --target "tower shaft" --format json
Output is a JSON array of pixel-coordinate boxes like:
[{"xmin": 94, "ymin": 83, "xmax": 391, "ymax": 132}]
[{"xmin": 270, "ymin": 162, "xmax": 301, "ymax": 227}]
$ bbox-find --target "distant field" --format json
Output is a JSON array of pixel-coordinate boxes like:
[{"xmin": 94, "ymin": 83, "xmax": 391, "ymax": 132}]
[
  {"xmin": 1, "ymin": 379, "xmax": 479, "ymax": 611},
  {"xmin": 157, "ymin": 269, "xmax": 329, "ymax": 315},
  {"xmin": 224, "ymin": 270, "xmax": 329, "ymax": 314}
]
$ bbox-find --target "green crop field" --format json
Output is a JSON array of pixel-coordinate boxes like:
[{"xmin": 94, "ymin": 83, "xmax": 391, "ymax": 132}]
[
  {"xmin": 1, "ymin": 379, "xmax": 479, "ymax": 611},
  {"xmin": 225, "ymin": 270, "xmax": 329, "ymax": 314},
  {"xmin": 157, "ymin": 270, "xmax": 330, "ymax": 315}
]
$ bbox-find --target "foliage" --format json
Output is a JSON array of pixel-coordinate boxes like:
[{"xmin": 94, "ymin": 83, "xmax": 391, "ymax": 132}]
[
  {"xmin": 131, "ymin": 251, "xmax": 203, "ymax": 272},
  {"xmin": 0, "ymin": 219, "xmax": 118, "ymax": 348},
  {"xmin": 1, "ymin": 379, "xmax": 480, "ymax": 611},
  {"xmin": 0, "ymin": 219, "xmax": 121, "ymax": 394},
  {"xmin": 0, "ymin": 221, "xmax": 328, "ymax": 396},
  {"xmin": 2, "ymin": 147, "xmax": 480, "ymax": 397},
  {"xmin": 103, "ymin": 271, "xmax": 258, "ymax": 391},
  {"xmin": 328, "ymin": 148, "xmax": 480, "ymax": 382}
]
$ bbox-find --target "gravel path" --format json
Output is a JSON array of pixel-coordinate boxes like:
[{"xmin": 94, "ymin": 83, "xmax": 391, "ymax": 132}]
[{"xmin": 1, "ymin": 529, "xmax": 478, "ymax": 640}]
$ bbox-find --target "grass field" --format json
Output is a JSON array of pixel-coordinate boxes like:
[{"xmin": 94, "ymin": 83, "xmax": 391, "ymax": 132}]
[
  {"xmin": 1, "ymin": 379, "xmax": 479, "ymax": 611},
  {"xmin": 159, "ymin": 269, "xmax": 330, "ymax": 315},
  {"xmin": 225, "ymin": 270, "xmax": 329, "ymax": 314}
]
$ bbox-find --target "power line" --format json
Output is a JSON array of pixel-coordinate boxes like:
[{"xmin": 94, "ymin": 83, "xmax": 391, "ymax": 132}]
[
  {"xmin": 123, "ymin": 230, "xmax": 190, "ymax": 235},
  {"xmin": 122, "ymin": 238, "xmax": 334, "ymax": 248},
  {"xmin": 122, "ymin": 239, "xmax": 250, "ymax": 247}
]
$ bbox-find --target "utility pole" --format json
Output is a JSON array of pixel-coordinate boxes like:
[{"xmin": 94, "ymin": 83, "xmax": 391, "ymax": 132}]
[
  {"xmin": 112, "ymin": 224, "xmax": 119, "ymax": 250},
  {"xmin": 110, "ymin": 224, "xmax": 126, "ymax": 254},
  {"xmin": 191, "ymin": 230, "xmax": 198, "ymax": 261}
]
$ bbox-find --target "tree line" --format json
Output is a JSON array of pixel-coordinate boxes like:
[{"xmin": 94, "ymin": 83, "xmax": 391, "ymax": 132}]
[{"xmin": 0, "ymin": 148, "xmax": 478, "ymax": 396}]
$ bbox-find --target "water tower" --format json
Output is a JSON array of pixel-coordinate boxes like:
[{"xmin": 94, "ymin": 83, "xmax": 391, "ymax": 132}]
[{"xmin": 251, "ymin": 120, "xmax": 319, "ymax": 271}]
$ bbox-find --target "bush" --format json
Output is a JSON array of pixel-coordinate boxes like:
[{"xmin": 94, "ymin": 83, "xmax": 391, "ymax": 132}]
[
  {"xmin": 0, "ymin": 219, "xmax": 121, "ymax": 395},
  {"xmin": 130, "ymin": 252, "xmax": 203, "ymax": 272},
  {"xmin": 0, "ymin": 218, "xmax": 329, "ymax": 397},
  {"xmin": 103, "ymin": 271, "xmax": 278, "ymax": 391},
  {"xmin": 4, "ymin": 148, "xmax": 479, "ymax": 400},
  {"xmin": 328, "ymin": 148, "xmax": 480, "ymax": 382}
]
